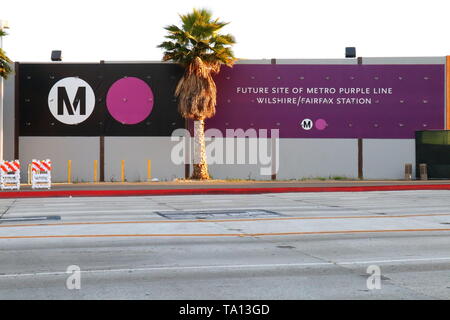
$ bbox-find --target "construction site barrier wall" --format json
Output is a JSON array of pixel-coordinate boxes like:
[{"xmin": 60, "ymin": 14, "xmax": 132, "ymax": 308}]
[{"xmin": 2, "ymin": 57, "xmax": 447, "ymax": 182}]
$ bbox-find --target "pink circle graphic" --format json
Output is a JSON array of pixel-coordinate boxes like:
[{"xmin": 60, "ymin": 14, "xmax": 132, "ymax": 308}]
[
  {"xmin": 315, "ymin": 118, "xmax": 328, "ymax": 130},
  {"xmin": 106, "ymin": 77, "xmax": 154, "ymax": 125}
]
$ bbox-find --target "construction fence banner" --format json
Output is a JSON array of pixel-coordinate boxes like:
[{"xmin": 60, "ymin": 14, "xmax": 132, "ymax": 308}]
[{"xmin": 17, "ymin": 62, "xmax": 445, "ymax": 139}]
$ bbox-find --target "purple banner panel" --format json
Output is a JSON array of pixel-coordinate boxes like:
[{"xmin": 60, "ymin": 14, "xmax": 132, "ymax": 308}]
[{"xmin": 207, "ymin": 64, "xmax": 445, "ymax": 139}]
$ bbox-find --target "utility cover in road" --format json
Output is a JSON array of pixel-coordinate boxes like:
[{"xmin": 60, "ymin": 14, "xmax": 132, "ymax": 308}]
[{"xmin": 155, "ymin": 209, "xmax": 283, "ymax": 220}]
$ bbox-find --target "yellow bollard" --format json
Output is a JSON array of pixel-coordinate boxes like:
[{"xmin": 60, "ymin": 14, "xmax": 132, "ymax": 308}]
[
  {"xmin": 94, "ymin": 160, "xmax": 98, "ymax": 183},
  {"xmin": 28, "ymin": 164, "xmax": 32, "ymax": 185},
  {"xmin": 67, "ymin": 160, "xmax": 72, "ymax": 183},
  {"xmin": 121, "ymin": 160, "xmax": 125, "ymax": 182},
  {"xmin": 147, "ymin": 160, "xmax": 151, "ymax": 182}
]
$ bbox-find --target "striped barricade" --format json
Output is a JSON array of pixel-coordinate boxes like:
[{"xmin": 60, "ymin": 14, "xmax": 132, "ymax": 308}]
[
  {"xmin": 31, "ymin": 159, "xmax": 52, "ymax": 189},
  {"xmin": 0, "ymin": 160, "xmax": 21, "ymax": 190}
]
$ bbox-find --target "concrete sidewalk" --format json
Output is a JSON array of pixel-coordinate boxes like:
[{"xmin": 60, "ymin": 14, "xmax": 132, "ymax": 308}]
[{"xmin": 0, "ymin": 179, "xmax": 449, "ymax": 198}]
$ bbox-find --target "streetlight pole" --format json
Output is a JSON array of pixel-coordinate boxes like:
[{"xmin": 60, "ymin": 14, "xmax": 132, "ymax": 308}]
[{"xmin": 0, "ymin": 20, "xmax": 9, "ymax": 162}]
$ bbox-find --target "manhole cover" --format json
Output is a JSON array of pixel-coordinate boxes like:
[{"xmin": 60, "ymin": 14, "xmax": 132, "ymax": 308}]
[{"xmin": 155, "ymin": 209, "xmax": 283, "ymax": 220}]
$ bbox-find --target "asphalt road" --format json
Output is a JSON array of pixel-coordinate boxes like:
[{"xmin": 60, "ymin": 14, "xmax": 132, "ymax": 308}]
[{"xmin": 0, "ymin": 190, "xmax": 450, "ymax": 299}]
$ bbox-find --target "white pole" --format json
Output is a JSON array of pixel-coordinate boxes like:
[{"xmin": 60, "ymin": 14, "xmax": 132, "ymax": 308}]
[
  {"xmin": 0, "ymin": 20, "xmax": 7, "ymax": 162},
  {"xmin": 0, "ymin": 77, "xmax": 3, "ymax": 161},
  {"xmin": 0, "ymin": 35, "xmax": 3, "ymax": 162}
]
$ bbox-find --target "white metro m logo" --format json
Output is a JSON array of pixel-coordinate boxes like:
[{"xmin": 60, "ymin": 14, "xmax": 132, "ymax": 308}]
[
  {"xmin": 300, "ymin": 118, "xmax": 313, "ymax": 130},
  {"xmin": 48, "ymin": 77, "xmax": 95, "ymax": 125}
]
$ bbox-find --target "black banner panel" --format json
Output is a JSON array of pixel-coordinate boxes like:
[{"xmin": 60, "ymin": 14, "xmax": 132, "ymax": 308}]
[
  {"xmin": 18, "ymin": 63, "xmax": 184, "ymax": 136},
  {"xmin": 416, "ymin": 130, "xmax": 450, "ymax": 179}
]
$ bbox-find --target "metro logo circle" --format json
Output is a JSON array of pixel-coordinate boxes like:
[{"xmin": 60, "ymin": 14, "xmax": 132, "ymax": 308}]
[
  {"xmin": 106, "ymin": 77, "xmax": 154, "ymax": 125},
  {"xmin": 300, "ymin": 119, "xmax": 313, "ymax": 130},
  {"xmin": 48, "ymin": 77, "xmax": 96, "ymax": 125}
]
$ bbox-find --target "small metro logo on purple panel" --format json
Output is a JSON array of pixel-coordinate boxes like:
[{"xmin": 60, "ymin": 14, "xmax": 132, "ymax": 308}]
[{"xmin": 106, "ymin": 77, "xmax": 154, "ymax": 125}]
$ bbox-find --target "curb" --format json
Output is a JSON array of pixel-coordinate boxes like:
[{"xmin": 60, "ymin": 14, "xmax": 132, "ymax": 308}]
[{"xmin": 0, "ymin": 184, "xmax": 450, "ymax": 198}]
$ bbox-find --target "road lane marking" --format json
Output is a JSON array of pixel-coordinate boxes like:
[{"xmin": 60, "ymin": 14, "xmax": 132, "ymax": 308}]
[
  {"xmin": 0, "ymin": 216, "xmax": 61, "ymax": 223},
  {"xmin": 1, "ymin": 257, "xmax": 450, "ymax": 278},
  {"xmin": 1, "ymin": 212, "xmax": 450, "ymax": 229},
  {"xmin": 1, "ymin": 228, "xmax": 450, "ymax": 240}
]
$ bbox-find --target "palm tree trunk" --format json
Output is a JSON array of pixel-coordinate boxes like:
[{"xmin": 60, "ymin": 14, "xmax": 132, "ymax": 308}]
[{"xmin": 191, "ymin": 119, "xmax": 210, "ymax": 180}]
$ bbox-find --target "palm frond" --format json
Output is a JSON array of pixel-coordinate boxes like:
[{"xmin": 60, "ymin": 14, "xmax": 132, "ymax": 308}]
[
  {"xmin": 0, "ymin": 48, "xmax": 12, "ymax": 79},
  {"xmin": 158, "ymin": 8, "xmax": 236, "ymax": 120}
]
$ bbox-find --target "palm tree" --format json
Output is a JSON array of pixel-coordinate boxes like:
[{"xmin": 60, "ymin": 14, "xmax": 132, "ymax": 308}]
[
  {"xmin": 0, "ymin": 29, "xmax": 12, "ymax": 79},
  {"xmin": 158, "ymin": 8, "xmax": 236, "ymax": 180}
]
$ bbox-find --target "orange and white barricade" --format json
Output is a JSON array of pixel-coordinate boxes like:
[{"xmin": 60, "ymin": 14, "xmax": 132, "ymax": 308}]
[
  {"xmin": 0, "ymin": 160, "xmax": 21, "ymax": 190},
  {"xmin": 31, "ymin": 159, "xmax": 52, "ymax": 189}
]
